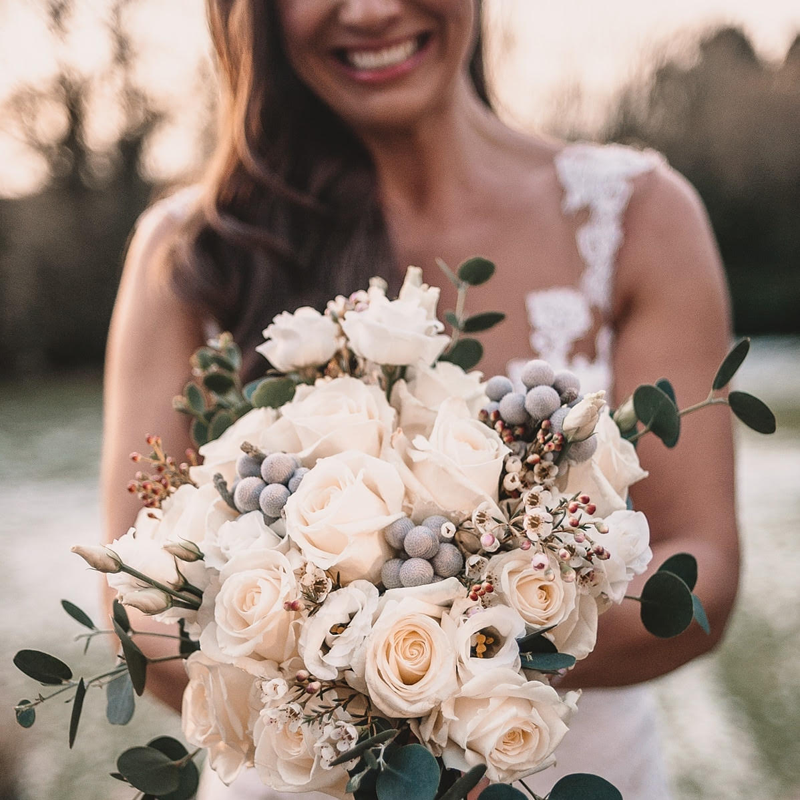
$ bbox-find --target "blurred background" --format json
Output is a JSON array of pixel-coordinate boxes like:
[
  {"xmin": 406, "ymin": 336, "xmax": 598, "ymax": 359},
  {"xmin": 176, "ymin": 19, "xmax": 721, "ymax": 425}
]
[{"xmin": 0, "ymin": 1, "xmax": 798, "ymax": 798}]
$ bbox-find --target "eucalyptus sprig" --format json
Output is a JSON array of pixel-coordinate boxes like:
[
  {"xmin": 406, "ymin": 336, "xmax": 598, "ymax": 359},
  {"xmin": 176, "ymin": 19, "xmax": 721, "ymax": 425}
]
[{"xmin": 436, "ymin": 257, "xmax": 506, "ymax": 371}]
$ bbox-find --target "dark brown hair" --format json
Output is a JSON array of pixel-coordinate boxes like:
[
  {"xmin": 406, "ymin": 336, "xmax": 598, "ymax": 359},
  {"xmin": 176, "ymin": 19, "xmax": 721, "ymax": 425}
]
[{"xmin": 171, "ymin": 0, "xmax": 491, "ymax": 380}]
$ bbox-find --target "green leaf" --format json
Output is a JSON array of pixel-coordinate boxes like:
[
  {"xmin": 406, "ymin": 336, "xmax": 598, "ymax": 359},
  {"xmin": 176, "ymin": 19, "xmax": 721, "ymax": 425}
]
[
  {"xmin": 655, "ymin": 378, "xmax": 676, "ymax": 405},
  {"xmin": 478, "ymin": 785, "xmax": 527, "ymax": 800},
  {"xmin": 223, "ymin": 341, "xmax": 243, "ymax": 372},
  {"xmin": 658, "ymin": 553, "xmax": 698, "ymax": 591},
  {"xmin": 202, "ymin": 370, "xmax": 235, "ymax": 395},
  {"xmin": 640, "ymin": 571, "xmax": 695, "ymax": 638},
  {"xmin": 462, "ymin": 311, "xmax": 506, "ymax": 333},
  {"xmin": 444, "ymin": 311, "xmax": 462, "ymax": 331},
  {"xmin": 437, "ymin": 765, "xmax": 487, "ymax": 800},
  {"xmin": 112, "ymin": 599, "xmax": 131, "ymax": 633},
  {"xmin": 693, "ymin": 593, "xmax": 711, "ymax": 635},
  {"xmin": 68, "ymin": 677, "xmax": 86, "ymax": 748},
  {"xmin": 178, "ymin": 620, "xmax": 200, "ymax": 658},
  {"xmin": 15, "ymin": 700, "xmax": 35, "ymax": 728},
  {"xmin": 183, "ymin": 383, "xmax": 206, "ymax": 416},
  {"xmin": 347, "ymin": 764, "xmax": 374, "ymax": 794},
  {"xmin": 549, "ymin": 773, "xmax": 623, "ymax": 800},
  {"xmin": 728, "ymin": 391, "xmax": 776, "ymax": 434},
  {"xmin": 208, "ymin": 409, "xmax": 236, "ymax": 441},
  {"xmin": 516, "ymin": 624, "xmax": 557, "ymax": 654},
  {"xmin": 13, "ymin": 650, "xmax": 73, "ymax": 685},
  {"xmin": 251, "ymin": 377, "xmax": 297, "ymax": 409},
  {"xmin": 107, "ymin": 673, "xmax": 135, "ymax": 725},
  {"xmin": 375, "ymin": 744, "xmax": 439, "ymax": 800},
  {"xmin": 440, "ymin": 339, "xmax": 483, "ymax": 371},
  {"xmin": 713, "ymin": 338, "xmax": 750, "ymax": 391},
  {"xmin": 113, "ymin": 620, "xmax": 148, "ymax": 696},
  {"xmin": 243, "ymin": 379, "xmax": 263, "ymax": 403},
  {"xmin": 190, "ymin": 418, "xmax": 210, "ymax": 447},
  {"xmin": 148, "ymin": 737, "xmax": 200, "ymax": 800},
  {"xmin": 330, "ymin": 728, "xmax": 399, "ymax": 767},
  {"xmin": 457, "ymin": 256, "xmax": 496, "ymax": 286},
  {"xmin": 520, "ymin": 652, "xmax": 576, "ymax": 672},
  {"xmin": 117, "ymin": 746, "xmax": 181, "ymax": 796},
  {"xmin": 633, "ymin": 383, "xmax": 681, "ymax": 447},
  {"xmin": 61, "ymin": 599, "xmax": 95, "ymax": 630},
  {"xmin": 193, "ymin": 348, "xmax": 216, "ymax": 371}
]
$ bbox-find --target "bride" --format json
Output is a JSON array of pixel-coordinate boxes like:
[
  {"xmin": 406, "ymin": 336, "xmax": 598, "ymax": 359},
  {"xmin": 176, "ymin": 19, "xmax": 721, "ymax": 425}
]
[{"xmin": 102, "ymin": 1, "xmax": 738, "ymax": 798}]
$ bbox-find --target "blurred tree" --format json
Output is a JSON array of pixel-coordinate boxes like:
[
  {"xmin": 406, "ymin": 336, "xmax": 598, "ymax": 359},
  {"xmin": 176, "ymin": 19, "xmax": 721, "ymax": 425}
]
[{"xmin": 602, "ymin": 26, "xmax": 800, "ymax": 335}]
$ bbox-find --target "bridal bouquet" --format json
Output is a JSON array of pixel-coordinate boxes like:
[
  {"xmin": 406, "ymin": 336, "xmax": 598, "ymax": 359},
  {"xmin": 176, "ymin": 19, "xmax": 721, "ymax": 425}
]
[{"xmin": 13, "ymin": 260, "xmax": 775, "ymax": 800}]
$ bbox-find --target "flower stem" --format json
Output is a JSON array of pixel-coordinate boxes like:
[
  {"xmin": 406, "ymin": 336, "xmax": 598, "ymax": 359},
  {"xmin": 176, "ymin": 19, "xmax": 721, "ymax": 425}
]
[
  {"xmin": 627, "ymin": 391, "xmax": 729, "ymax": 444},
  {"xmin": 119, "ymin": 565, "xmax": 201, "ymax": 609}
]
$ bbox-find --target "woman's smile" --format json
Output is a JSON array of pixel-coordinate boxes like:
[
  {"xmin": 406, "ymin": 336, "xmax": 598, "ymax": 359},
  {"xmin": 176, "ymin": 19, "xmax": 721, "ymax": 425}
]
[{"xmin": 332, "ymin": 32, "xmax": 434, "ymax": 83}]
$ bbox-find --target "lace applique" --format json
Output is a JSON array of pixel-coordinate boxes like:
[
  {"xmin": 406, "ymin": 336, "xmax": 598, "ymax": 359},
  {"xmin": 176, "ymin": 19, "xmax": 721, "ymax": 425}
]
[{"xmin": 509, "ymin": 143, "xmax": 663, "ymax": 393}]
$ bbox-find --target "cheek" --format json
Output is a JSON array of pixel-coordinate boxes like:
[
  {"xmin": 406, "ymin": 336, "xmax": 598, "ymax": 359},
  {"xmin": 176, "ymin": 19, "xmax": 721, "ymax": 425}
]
[{"xmin": 274, "ymin": 0, "xmax": 330, "ymax": 64}]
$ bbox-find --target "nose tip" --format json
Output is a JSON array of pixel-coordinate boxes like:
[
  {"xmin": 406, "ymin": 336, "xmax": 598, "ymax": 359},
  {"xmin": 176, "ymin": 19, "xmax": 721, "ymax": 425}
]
[{"xmin": 338, "ymin": 0, "xmax": 403, "ymax": 30}]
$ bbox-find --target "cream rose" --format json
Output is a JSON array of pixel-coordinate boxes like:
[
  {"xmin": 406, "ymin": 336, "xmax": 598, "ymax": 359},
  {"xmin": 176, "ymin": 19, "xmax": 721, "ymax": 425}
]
[
  {"xmin": 298, "ymin": 580, "xmax": 379, "ymax": 682},
  {"xmin": 392, "ymin": 397, "xmax": 508, "ymax": 520},
  {"xmin": 595, "ymin": 510, "xmax": 652, "ymax": 604},
  {"xmin": 256, "ymin": 306, "xmax": 340, "ymax": 373},
  {"xmin": 199, "ymin": 548, "xmax": 302, "ymax": 666},
  {"xmin": 415, "ymin": 669, "xmax": 578, "ymax": 783},
  {"xmin": 281, "ymin": 377, "xmax": 395, "ymax": 463},
  {"xmin": 391, "ymin": 361, "xmax": 487, "ymax": 439},
  {"xmin": 341, "ymin": 268, "xmax": 450, "ymax": 367},
  {"xmin": 203, "ymin": 510, "xmax": 286, "ymax": 571},
  {"xmin": 556, "ymin": 409, "xmax": 648, "ymax": 517},
  {"xmin": 182, "ymin": 652, "xmax": 265, "ymax": 784},
  {"xmin": 284, "ymin": 450, "xmax": 402, "ymax": 584},
  {"xmin": 364, "ymin": 596, "xmax": 457, "ymax": 718},
  {"xmin": 442, "ymin": 597, "xmax": 526, "ymax": 681}
]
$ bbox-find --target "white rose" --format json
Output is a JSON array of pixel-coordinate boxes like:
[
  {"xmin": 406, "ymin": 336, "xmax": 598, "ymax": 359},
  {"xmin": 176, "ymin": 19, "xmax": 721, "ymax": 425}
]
[
  {"xmin": 391, "ymin": 361, "xmax": 487, "ymax": 439},
  {"xmin": 364, "ymin": 596, "xmax": 457, "ymax": 718},
  {"xmin": 256, "ymin": 306, "xmax": 340, "ymax": 373},
  {"xmin": 281, "ymin": 377, "xmax": 395, "ymax": 463},
  {"xmin": 341, "ymin": 268, "xmax": 450, "ymax": 367},
  {"xmin": 298, "ymin": 580, "xmax": 379, "ymax": 682},
  {"xmin": 556, "ymin": 409, "xmax": 648, "ymax": 517},
  {"xmin": 563, "ymin": 391, "xmax": 606, "ymax": 442},
  {"xmin": 253, "ymin": 699, "xmax": 348, "ymax": 796},
  {"xmin": 203, "ymin": 510, "xmax": 285, "ymax": 570},
  {"xmin": 595, "ymin": 510, "xmax": 652, "ymax": 604},
  {"xmin": 193, "ymin": 407, "xmax": 301, "ymax": 485},
  {"xmin": 392, "ymin": 397, "xmax": 508, "ymax": 520},
  {"xmin": 284, "ymin": 450, "xmax": 402, "ymax": 584},
  {"xmin": 414, "ymin": 669, "xmax": 577, "ymax": 783},
  {"xmin": 106, "ymin": 530, "xmax": 181, "ymax": 603},
  {"xmin": 182, "ymin": 652, "xmax": 264, "ymax": 784},
  {"xmin": 442, "ymin": 597, "xmax": 526, "ymax": 681},
  {"xmin": 199, "ymin": 548, "xmax": 302, "ymax": 667},
  {"xmin": 489, "ymin": 549, "xmax": 597, "ymax": 661}
]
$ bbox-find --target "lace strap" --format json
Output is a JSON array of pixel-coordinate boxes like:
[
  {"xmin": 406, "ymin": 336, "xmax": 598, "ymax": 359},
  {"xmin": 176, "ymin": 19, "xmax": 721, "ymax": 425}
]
[{"xmin": 554, "ymin": 143, "xmax": 664, "ymax": 313}]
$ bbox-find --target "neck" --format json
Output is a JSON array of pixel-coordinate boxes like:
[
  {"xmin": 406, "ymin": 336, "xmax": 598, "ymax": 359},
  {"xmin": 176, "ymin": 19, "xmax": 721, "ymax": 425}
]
[{"xmin": 357, "ymin": 77, "xmax": 503, "ymax": 217}]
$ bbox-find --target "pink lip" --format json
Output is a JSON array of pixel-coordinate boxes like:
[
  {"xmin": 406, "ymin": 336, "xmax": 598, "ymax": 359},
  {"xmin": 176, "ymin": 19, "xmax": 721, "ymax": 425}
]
[{"xmin": 332, "ymin": 34, "xmax": 433, "ymax": 85}]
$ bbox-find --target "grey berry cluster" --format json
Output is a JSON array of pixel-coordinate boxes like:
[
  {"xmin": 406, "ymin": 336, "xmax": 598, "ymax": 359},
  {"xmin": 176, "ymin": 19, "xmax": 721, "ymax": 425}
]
[
  {"xmin": 380, "ymin": 515, "xmax": 464, "ymax": 589},
  {"xmin": 231, "ymin": 451, "xmax": 308, "ymax": 523}
]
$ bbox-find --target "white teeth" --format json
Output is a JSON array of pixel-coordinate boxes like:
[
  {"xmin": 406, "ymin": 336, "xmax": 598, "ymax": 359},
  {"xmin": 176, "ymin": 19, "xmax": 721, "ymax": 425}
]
[{"xmin": 346, "ymin": 37, "xmax": 420, "ymax": 71}]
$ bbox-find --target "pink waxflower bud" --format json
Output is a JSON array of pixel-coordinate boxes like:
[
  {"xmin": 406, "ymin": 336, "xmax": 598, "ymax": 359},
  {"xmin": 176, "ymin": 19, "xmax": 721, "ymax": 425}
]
[{"xmin": 531, "ymin": 553, "xmax": 549, "ymax": 571}]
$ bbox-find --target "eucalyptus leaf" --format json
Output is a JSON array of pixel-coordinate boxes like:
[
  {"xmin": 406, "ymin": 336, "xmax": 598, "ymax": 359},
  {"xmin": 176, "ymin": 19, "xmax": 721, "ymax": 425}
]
[
  {"xmin": 462, "ymin": 311, "xmax": 506, "ymax": 333},
  {"xmin": 728, "ymin": 391, "xmax": 776, "ymax": 434},
  {"xmin": 375, "ymin": 744, "xmax": 439, "ymax": 800},
  {"xmin": 61, "ymin": 599, "xmax": 95, "ymax": 630},
  {"xmin": 549, "ymin": 773, "xmax": 623, "ymax": 800},
  {"xmin": 117, "ymin": 746, "xmax": 181, "ymax": 796},
  {"xmin": 692, "ymin": 594, "xmax": 711, "ymax": 635},
  {"xmin": 440, "ymin": 339, "xmax": 483, "ymax": 371},
  {"xmin": 113, "ymin": 620, "xmax": 148, "ymax": 696},
  {"xmin": 203, "ymin": 370, "xmax": 235, "ymax": 395},
  {"xmin": 437, "ymin": 765, "xmax": 487, "ymax": 800},
  {"xmin": 640, "ymin": 571, "xmax": 695, "ymax": 638},
  {"xmin": 107, "ymin": 673, "xmax": 135, "ymax": 725},
  {"xmin": 477, "ymin": 784, "xmax": 527, "ymax": 800},
  {"xmin": 13, "ymin": 650, "xmax": 73, "ymax": 685},
  {"xmin": 329, "ymin": 728, "xmax": 399, "ymax": 767},
  {"xmin": 633, "ymin": 383, "xmax": 680, "ymax": 447},
  {"xmin": 208, "ymin": 409, "xmax": 236, "ymax": 441},
  {"xmin": 178, "ymin": 620, "xmax": 200, "ymax": 658},
  {"xmin": 444, "ymin": 311, "xmax": 462, "ymax": 331},
  {"xmin": 655, "ymin": 378, "xmax": 676, "ymax": 405},
  {"xmin": 193, "ymin": 348, "xmax": 215, "ymax": 371},
  {"xmin": 658, "ymin": 553, "xmax": 698, "ymax": 591},
  {"xmin": 68, "ymin": 677, "xmax": 86, "ymax": 748},
  {"xmin": 148, "ymin": 737, "xmax": 200, "ymax": 800},
  {"xmin": 457, "ymin": 256, "xmax": 496, "ymax": 286},
  {"xmin": 516, "ymin": 624, "xmax": 558, "ymax": 654},
  {"xmin": 184, "ymin": 383, "xmax": 205, "ymax": 416},
  {"xmin": 713, "ymin": 338, "xmax": 750, "ymax": 390},
  {"xmin": 520, "ymin": 652, "xmax": 576, "ymax": 672},
  {"xmin": 15, "ymin": 700, "xmax": 35, "ymax": 729},
  {"xmin": 223, "ymin": 341, "xmax": 243, "ymax": 371},
  {"xmin": 243, "ymin": 379, "xmax": 263, "ymax": 403},
  {"xmin": 251, "ymin": 377, "xmax": 296, "ymax": 409},
  {"xmin": 190, "ymin": 418, "xmax": 210, "ymax": 447}
]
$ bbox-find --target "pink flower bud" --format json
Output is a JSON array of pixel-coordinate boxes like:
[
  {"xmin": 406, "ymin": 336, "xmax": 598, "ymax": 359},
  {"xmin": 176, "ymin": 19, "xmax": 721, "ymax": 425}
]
[{"xmin": 531, "ymin": 553, "xmax": 549, "ymax": 571}]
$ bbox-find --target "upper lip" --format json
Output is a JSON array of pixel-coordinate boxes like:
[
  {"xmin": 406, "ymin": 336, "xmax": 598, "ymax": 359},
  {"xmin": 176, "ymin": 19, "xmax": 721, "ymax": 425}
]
[{"xmin": 332, "ymin": 32, "xmax": 430, "ymax": 54}]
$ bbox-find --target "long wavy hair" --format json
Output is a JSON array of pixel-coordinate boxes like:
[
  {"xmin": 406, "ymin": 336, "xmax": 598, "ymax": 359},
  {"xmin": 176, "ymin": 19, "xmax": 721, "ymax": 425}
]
[{"xmin": 170, "ymin": 0, "xmax": 491, "ymax": 379}]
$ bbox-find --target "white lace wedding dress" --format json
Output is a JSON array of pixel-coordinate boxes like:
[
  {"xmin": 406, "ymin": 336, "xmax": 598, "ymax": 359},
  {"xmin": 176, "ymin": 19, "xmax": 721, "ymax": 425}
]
[{"xmin": 160, "ymin": 142, "xmax": 672, "ymax": 800}]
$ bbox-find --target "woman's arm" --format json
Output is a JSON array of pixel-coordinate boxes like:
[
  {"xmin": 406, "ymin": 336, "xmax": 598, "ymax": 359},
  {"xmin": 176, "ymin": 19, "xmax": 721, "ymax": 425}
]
[
  {"xmin": 102, "ymin": 197, "xmax": 206, "ymax": 710},
  {"xmin": 562, "ymin": 164, "xmax": 738, "ymax": 688}
]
